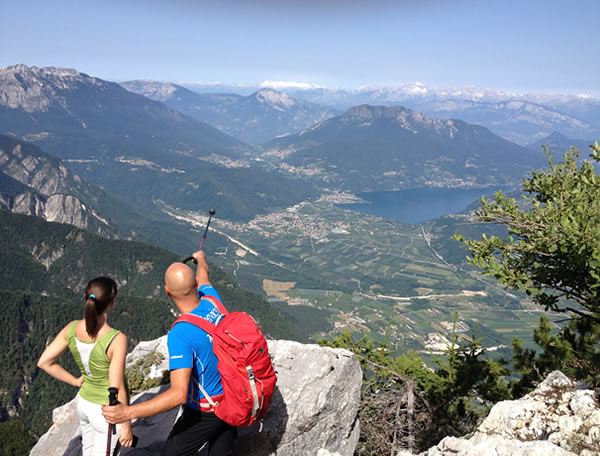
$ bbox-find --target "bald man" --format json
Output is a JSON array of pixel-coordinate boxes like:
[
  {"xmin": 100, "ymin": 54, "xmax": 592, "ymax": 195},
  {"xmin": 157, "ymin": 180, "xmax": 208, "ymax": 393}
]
[{"xmin": 103, "ymin": 250, "xmax": 235, "ymax": 456}]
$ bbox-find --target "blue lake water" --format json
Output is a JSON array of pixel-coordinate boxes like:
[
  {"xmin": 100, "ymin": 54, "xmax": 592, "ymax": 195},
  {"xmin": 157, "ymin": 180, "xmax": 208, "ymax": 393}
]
[{"xmin": 337, "ymin": 187, "xmax": 507, "ymax": 224}]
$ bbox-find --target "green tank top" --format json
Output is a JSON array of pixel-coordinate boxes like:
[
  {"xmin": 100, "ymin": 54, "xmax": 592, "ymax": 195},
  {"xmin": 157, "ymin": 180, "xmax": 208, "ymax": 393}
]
[{"xmin": 67, "ymin": 321, "xmax": 121, "ymax": 405}]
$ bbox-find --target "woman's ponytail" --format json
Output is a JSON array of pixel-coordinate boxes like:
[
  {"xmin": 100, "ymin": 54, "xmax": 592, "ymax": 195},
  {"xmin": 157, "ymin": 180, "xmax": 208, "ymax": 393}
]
[
  {"xmin": 83, "ymin": 277, "xmax": 118, "ymax": 338},
  {"xmin": 84, "ymin": 294, "xmax": 99, "ymax": 337}
]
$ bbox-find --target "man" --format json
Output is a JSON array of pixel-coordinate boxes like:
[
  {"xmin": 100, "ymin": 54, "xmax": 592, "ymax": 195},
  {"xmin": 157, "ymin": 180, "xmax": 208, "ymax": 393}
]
[{"xmin": 102, "ymin": 250, "xmax": 235, "ymax": 456}]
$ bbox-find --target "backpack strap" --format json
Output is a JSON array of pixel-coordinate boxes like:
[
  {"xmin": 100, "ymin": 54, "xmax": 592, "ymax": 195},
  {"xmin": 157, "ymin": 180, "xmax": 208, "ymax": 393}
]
[
  {"xmin": 201, "ymin": 294, "xmax": 229, "ymax": 315},
  {"xmin": 170, "ymin": 294, "xmax": 228, "ymax": 331},
  {"xmin": 171, "ymin": 313, "xmax": 217, "ymax": 334},
  {"xmin": 170, "ymin": 313, "xmax": 224, "ymax": 411}
]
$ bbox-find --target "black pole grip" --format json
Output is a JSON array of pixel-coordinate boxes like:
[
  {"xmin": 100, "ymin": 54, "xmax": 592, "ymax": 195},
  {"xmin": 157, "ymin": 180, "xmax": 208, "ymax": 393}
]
[
  {"xmin": 108, "ymin": 387, "xmax": 119, "ymax": 406},
  {"xmin": 108, "ymin": 387, "xmax": 119, "ymax": 436},
  {"xmin": 183, "ymin": 256, "xmax": 197, "ymax": 264},
  {"xmin": 107, "ymin": 387, "xmax": 139, "ymax": 449}
]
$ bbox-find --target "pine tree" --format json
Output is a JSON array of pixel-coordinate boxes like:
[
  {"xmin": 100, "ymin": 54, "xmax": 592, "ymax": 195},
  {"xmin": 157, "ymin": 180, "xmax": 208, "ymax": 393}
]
[{"xmin": 454, "ymin": 142, "xmax": 600, "ymax": 387}]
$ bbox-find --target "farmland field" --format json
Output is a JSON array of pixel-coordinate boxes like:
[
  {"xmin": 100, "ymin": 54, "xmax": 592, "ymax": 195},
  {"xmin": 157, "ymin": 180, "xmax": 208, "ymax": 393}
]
[{"xmin": 166, "ymin": 197, "xmax": 560, "ymax": 352}]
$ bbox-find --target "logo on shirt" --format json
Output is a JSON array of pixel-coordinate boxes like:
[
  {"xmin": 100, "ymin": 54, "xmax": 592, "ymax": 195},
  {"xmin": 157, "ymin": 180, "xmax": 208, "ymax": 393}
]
[{"xmin": 170, "ymin": 355, "xmax": 183, "ymax": 359}]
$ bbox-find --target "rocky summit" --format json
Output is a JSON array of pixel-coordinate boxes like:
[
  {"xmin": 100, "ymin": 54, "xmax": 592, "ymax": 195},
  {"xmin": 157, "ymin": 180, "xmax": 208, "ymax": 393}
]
[
  {"xmin": 30, "ymin": 339, "xmax": 362, "ymax": 456},
  {"xmin": 399, "ymin": 371, "xmax": 600, "ymax": 456},
  {"xmin": 25, "ymin": 341, "xmax": 600, "ymax": 456}
]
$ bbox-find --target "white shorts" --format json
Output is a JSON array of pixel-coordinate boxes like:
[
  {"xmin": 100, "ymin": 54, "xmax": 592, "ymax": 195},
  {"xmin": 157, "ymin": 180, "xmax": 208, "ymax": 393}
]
[{"xmin": 76, "ymin": 394, "xmax": 121, "ymax": 456}]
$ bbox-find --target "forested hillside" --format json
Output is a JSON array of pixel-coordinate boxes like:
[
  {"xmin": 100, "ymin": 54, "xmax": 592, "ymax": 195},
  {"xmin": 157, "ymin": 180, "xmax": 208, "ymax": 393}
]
[
  {"xmin": 0, "ymin": 209, "xmax": 297, "ymax": 436},
  {"xmin": 0, "ymin": 134, "xmax": 231, "ymax": 255}
]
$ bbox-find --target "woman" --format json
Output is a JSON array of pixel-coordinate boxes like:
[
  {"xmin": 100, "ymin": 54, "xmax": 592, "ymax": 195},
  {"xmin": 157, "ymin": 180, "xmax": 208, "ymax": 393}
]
[{"xmin": 38, "ymin": 276, "xmax": 133, "ymax": 455}]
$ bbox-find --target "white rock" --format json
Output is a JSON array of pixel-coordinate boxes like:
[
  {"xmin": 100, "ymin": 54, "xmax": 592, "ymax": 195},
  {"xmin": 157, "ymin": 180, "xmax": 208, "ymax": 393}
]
[
  {"xmin": 569, "ymin": 391, "xmax": 597, "ymax": 419},
  {"xmin": 412, "ymin": 371, "xmax": 597, "ymax": 456},
  {"xmin": 30, "ymin": 397, "xmax": 80, "ymax": 456},
  {"xmin": 31, "ymin": 338, "xmax": 362, "ymax": 456}
]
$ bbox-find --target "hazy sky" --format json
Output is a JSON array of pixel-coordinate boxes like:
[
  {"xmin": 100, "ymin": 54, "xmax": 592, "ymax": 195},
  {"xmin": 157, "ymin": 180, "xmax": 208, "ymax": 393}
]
[{"xmin": 1, "ymin": 0, "xmax": 598, "ymax": 95}]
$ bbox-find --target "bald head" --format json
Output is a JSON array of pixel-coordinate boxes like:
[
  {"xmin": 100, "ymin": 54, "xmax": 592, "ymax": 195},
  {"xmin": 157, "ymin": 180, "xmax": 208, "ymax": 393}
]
[{"xmin": 164, "ymin": 262, "xmax": 197, "ymax": 300}]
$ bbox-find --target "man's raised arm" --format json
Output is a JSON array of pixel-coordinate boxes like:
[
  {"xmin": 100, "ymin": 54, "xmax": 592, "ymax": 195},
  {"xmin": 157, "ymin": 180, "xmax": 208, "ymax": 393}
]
[{"xmin": 193, "ymin": 250, "xmax": 210, "ymax": 288}]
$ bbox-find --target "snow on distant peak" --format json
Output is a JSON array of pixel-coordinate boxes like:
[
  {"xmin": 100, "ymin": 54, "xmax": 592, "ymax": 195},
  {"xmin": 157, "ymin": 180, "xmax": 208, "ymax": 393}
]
[
  {"xmin": 430, "ymin": 85, "xmax": 517, "ymax": 101},
  {"xmin": 405, "ymin": 82, "xmax": 428, "ymax": 95},
  {"xmin": 178, "ymin": 81, "xmax": 254, "ymax": 89},
  {"xmin": 259, "ymin": 80, "xmax": 325, "ymax": 90}
]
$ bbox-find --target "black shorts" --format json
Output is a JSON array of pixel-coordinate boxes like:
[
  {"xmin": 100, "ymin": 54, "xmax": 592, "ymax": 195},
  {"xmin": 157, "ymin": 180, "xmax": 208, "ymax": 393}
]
[{"xmin": 160, "ymin": 406, "xmax": 236, "ymax": 456}]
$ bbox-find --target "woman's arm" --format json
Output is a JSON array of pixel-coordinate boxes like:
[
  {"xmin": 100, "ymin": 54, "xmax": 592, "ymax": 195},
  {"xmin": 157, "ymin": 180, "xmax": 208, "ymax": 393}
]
[
  {"xmin": 37, "ymin": 321, "xmax": 83, "ymax": 387},
  {"xmin": 107, "ymin": 332, "xmax": 134, "ymax": 447}
]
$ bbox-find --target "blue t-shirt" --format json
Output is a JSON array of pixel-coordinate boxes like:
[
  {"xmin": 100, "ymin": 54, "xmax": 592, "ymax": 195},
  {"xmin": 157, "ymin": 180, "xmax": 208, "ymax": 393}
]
[{"xmin": 167, "ymin": 284, "xmax": 225, "ymax": 409}]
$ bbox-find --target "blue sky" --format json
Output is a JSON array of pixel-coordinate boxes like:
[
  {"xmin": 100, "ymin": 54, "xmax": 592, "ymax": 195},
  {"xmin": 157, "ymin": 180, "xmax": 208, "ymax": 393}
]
[{"xmin": 1, "ymin": 0, "xmax": 598, "ymax": 95}]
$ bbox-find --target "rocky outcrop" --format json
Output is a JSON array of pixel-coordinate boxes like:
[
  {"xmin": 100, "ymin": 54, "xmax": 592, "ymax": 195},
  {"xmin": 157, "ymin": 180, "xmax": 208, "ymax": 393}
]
[
  {"xmin": 235, "ymin": 340, "xmax": 361, "ymax": 456},
  {"xmin": 30, "ymin": 339, "xmax": 362, "ymax": 456},
  {"xmin": 29, "ymin": 398, "xmax": 80, "ymax": 456},
  {"xmin": 0, "ymin": 65, "xmax": 107, "ymax": 113},
  {"xmin": 0, "ymin": 135, "xmax": 116, "ymax": 237},
  {"xmin": 399, "ymin": 371, "xmax": 600, "ymax": 456}
]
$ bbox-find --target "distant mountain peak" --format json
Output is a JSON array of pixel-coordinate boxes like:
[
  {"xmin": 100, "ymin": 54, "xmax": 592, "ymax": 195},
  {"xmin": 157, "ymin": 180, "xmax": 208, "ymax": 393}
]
[
  {"xmin": 337, "ymin": 104, "xmax": 460, "ymax": 135},
  {"xmin": 0, "ymin": 64, "xmax": 100, "ymax": 85},
  {"xmin": 345, "ymin": 104, "xmax": 411, "ymax": 117},
  {"xmin": 268, "ymin": 101, "xmax": 538, "ymax": 194},
  {"xmin": 0, "ymin": 64, "xmax": 104, "ymax": 112},
  {"xmin": 3, "ymin": 64, "xmax": 80, "ymax": 78},
  {"xmin": 121, "ymin": 79, "xmax": 180, "ymax": 101},
  {"xmin": 545, "ymin": 131, "xmax": 570, "ymax": 140},
  {"xmin": 118, "ymin": 79, "xmax": 339, "ymax": 144},
  {"xmin": 293, "ymin": 104, "xmax": 470, "ymax": 143},
  {"xmin": 254, "ymin": 88, "xmax": 295, "ymax": 108}
]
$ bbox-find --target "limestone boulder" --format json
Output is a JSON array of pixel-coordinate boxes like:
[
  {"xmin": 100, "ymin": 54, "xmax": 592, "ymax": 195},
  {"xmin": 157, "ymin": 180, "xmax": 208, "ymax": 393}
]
[
  {"xmin": 29, "ymin": 398, "xmax": 80, "ymax": 456},
  {"xmin": 30, "ymin": 339, "xmax": 362, "ymax": 456},
  {"xmin": 401, "ymin": 371, "xmax": 599, "ymax": 456}
]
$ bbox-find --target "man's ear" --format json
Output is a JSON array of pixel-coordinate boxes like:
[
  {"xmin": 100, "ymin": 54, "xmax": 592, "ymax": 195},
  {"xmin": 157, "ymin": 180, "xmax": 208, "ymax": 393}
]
[{"xmin": 164, "ymin": 285, "xmax": 171, "ymax": 297}]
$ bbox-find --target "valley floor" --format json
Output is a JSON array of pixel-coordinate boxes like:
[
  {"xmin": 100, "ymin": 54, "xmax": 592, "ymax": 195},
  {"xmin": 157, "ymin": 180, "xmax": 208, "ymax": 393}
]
[{"xmin": 162, "ymin": 197, "xmax": 558, "ymax": 353}]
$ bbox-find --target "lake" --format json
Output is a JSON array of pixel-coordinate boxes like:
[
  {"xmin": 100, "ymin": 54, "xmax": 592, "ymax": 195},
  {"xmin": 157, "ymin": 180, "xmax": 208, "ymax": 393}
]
[{"xmin": 337, "ymin": 187, "xmax": 507, "ymax": 224}]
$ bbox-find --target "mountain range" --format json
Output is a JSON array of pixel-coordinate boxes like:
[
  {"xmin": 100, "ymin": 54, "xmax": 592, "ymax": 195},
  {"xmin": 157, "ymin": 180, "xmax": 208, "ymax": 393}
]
[
  {"xmin": 4, "ymin": 65, "xmax": 590, "ymax": 228},
  {"xmin": 0, "ymin": 65, "xmax": 248, "ymax": 162},
  {"xmin": 180, "ymin": 81, "xmax": 600, "ymax": 145},
  {"xmin": 121, "ymin": 80, "xmax": 339, "ymax": 144},
  {"xmin": 3, "ymin": 64, "xmax": 577, "ymax": 225},
  {"xmin": 0, "ymin": 65, "xmax": 316, "ymax": 221},
  {"xmin": 0, "ymin": 134, "xmax": 235, "ymax": 254},
  {"xmin": 263, "ymin": 104, "xmax": 546, "ymax": 193}
]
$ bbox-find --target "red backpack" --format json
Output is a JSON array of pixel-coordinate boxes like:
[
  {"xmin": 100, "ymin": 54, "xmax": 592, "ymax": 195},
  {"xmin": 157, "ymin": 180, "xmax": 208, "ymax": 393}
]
[{"xmin": 172, "ymin": 295, "xmax": 277, "ymax": 427}]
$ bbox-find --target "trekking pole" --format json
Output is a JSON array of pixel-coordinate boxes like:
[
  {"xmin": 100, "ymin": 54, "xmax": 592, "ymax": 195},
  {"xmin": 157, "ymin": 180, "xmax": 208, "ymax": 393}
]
[
  {"xmin": 184, "ymin": 208, "xmax": 216, "ymax": 264},
  {"xmin": 106, "ymin": 387, "xmax": 118, "ymax": 456}
]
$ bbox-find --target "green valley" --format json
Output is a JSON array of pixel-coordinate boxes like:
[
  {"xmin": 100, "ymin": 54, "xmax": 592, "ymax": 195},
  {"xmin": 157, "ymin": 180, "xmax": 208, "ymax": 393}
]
[{"xmin": 163, "ymin": 193, "xmax": 560, "ymax": 354}]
